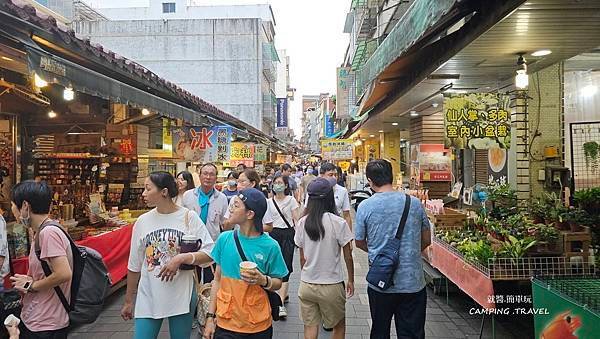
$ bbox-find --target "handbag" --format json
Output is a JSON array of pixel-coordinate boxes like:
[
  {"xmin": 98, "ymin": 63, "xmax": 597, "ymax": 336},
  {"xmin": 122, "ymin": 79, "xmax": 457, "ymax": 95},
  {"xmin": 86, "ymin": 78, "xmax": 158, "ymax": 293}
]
[
  {"xmin": 272, "ymin": 199, "xmax": 294, "ymax": 229},
  {"xmin": 193, "ymin": 265, "xmax": 214, "ymax": 329},
  {"xmin": 232, "ymin": 230, "xmax": 282, "ymax": 321},
  {"xmin": 365, "ymin": 194, "xmax": 411, "ymax": 290}
]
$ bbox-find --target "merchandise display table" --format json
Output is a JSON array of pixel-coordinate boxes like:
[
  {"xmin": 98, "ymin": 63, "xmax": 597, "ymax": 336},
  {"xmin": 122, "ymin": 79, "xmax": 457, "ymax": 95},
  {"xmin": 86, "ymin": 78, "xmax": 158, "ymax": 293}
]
[{"xmin": 4, "ymin": 224, "xmax": 133, "ymax": 288}]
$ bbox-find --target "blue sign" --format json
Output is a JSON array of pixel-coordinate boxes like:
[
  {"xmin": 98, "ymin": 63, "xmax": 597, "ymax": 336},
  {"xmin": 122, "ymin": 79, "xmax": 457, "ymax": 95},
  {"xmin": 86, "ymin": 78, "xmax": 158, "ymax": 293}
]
[
  {"xmin": 276, "ymin": 98, "xmax": 288, "ymax": 128},
  {"xmin": 324, "ymin": 113, "xmax": 335, "ymax": 138}
]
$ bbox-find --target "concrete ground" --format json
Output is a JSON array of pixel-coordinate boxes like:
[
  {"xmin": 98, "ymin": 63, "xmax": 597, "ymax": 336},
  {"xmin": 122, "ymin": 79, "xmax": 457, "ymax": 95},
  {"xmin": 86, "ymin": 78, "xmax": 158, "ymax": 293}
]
[{"xmin": 69, "ymin": 247, "xmax": 520, "ymax": 339}]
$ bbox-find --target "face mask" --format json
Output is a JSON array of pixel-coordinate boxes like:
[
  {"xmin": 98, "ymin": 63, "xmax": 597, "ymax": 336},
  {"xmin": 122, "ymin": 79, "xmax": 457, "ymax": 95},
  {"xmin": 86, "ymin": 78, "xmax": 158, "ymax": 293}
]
[
  {"xmin": 273, "ymin": 183, "xmax": 286, "ymax": 193},
  {"xmin": 326, "ymin": 177, "xmax": 337, "ymax": 186},
  {"xmin": 228, "ymin": 180, "xmax": 237, "ymax": 187}
]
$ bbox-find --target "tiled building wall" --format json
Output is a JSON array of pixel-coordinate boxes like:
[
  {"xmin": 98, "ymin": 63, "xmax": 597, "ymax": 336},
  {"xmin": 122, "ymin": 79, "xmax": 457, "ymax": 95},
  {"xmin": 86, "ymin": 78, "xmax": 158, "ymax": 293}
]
[{"xmin": 527, "ymin": 63, "xmax": 564, "ymax": 198}]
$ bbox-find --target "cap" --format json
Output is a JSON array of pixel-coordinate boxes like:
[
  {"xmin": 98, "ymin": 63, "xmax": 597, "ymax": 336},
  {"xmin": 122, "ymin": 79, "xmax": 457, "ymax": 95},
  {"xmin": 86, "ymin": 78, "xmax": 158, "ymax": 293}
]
[
  {"xmin": 307, "ymin": 177, "xmax": 333, "ymax": 199},
  {"xmin": 238, "ymin": 188, "xmax": 267, "ymax": 231}
]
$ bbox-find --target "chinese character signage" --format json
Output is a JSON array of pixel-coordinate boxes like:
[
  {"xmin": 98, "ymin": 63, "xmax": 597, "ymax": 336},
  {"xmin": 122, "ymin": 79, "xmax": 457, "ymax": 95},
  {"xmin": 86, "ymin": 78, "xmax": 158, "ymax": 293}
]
[
  {"xmin": 321, "ymin": 139, "xmax": 353, "ymax": 161},
  {"xmin": 418, "ymin": 144, "xmax": 451, "ymax": 182},
  {"xmin": 277, "ymin": 98, "xmax": 288, "ymax": 128},
  {"xmin": 324, "ymin": 113, "xmax": 335, "ymax": 138},
  {"xmin": 336, "ymin": 67, "xmax": 350, "ymax": 118},
  {"xmin": 444, "ymin": 93, "xmax": 511, "ymax": 149},
  {"xmin": 230, "ymin": 142, "xmax": 255, "ymax": 167},
  {"xmin": 173, "ymin": 126, "xmax": 232, "ymax": 162},
  {"xmin": 254, "ymin": 144, "xmax": 267, "ymax": 162}
]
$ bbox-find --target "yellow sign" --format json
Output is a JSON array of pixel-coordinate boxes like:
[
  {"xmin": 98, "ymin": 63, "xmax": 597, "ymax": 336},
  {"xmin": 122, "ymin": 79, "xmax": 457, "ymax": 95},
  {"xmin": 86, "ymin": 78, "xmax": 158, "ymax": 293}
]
[
  {"xmin": 230, "ymin": 142, "xmax": 254, "ymax": 167},
  {"xmin": 339, "ymin": 161, "xmax": 350, "ymax": 172},
  {"xmin": 444, "ymin": 93, "xmax": 511, "ymax": 149},
  {"xmin": 321, "ymin": 139, "xmax": 353, "ymax": 160}
]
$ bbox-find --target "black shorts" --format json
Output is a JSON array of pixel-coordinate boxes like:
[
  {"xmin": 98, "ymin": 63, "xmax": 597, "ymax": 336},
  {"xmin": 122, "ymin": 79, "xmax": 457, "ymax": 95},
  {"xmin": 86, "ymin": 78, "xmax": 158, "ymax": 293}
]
[
  {"xmin": 269, "ymin": 227, "xmax": 295, "ymax": 282},
  {"xmin": 214, "ymin": 326, "xmax": 273, "ymax": 339}
]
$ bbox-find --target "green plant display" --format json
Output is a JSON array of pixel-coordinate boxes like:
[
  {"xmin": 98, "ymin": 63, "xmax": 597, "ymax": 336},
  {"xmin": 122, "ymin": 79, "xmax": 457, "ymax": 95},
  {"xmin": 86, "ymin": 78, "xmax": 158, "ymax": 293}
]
[
  {"xmin": 583, "ymin": 141, "xmax": 599, "ymax": 173},
  {"xmin": 500, "ymin": 235, "xmax": 537, "ymax": 258}
]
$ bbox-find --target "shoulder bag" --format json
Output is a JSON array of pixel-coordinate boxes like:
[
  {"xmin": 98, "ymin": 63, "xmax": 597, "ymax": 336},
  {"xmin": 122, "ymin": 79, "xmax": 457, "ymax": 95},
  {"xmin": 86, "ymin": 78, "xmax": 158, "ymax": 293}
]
[
  {"xmin": 272, "ymin": 198, "xmax": 294, "ymax": 228},
  {"xmin": 365, "ymin": 194, "xmax": 411, "ymax": 290},
  {"xmin": 232, "ymin": 230, "xmax": 282, "ymax": 321}
]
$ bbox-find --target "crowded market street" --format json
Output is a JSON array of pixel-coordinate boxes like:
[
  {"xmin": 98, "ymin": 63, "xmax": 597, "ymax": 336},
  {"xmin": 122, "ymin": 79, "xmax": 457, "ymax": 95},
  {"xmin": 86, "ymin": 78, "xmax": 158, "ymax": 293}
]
[{"xmin": 70, "ymin": 247, "xmax": 517, "ymax": 339}]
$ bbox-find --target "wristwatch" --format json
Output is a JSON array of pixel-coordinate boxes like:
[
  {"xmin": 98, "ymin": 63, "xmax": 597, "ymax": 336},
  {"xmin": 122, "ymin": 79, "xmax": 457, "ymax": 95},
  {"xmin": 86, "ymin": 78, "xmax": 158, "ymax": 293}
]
[{"xmin": 206, "ymin": 312, "xmax": 216, "ymax": 319}]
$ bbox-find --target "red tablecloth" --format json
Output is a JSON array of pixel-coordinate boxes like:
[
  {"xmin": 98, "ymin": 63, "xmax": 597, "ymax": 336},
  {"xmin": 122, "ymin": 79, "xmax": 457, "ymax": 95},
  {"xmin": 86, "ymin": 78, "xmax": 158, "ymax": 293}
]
[{"xmin": 5, "ymin": 224, "xmax": 132, "ymax": 288}]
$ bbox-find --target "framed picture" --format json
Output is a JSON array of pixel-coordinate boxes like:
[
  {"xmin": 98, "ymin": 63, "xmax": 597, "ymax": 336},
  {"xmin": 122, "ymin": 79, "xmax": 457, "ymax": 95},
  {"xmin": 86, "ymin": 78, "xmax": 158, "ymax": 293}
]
[{"xmin": 463, "ymin": 187, "xmax": 473, "ymax": 205}]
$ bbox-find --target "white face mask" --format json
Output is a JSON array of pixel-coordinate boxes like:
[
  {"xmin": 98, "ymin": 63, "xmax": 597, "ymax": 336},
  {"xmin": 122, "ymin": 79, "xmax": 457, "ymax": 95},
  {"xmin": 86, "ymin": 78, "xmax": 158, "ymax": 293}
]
[{"xmin": 228, "ymin": 180, "xmax": 237, "ymax": 187}]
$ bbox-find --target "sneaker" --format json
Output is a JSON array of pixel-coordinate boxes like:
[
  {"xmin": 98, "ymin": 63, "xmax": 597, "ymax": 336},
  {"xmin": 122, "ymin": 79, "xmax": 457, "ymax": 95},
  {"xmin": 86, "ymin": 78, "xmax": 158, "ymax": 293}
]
[
  {"xmin": 323, "ymin": 325, "xmax": 333, "ymax": 332},
  {"xmin": 278, "ymin": 306, "xmax": 288, "ymax": 319}
]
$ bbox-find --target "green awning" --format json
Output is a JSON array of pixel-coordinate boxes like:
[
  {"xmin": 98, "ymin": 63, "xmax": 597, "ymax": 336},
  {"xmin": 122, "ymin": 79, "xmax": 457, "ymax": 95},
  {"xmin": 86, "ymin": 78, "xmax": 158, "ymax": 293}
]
[{"xmin": 270, "ymin": 44, "xmax": 280, "ymax": 62}]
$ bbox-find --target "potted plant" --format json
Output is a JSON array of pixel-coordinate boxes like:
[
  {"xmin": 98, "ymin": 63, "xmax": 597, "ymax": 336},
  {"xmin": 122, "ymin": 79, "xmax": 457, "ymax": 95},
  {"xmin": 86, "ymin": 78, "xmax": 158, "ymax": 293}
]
[
  {"xmin": 533, "ymin": 223, "xmax": 559, "ymax": 252},
  {"xmin": 529, "ymin": 198, "xmax": 546, "ymax": 224},
  {"xmin": 547, "ymin": 204, "xmax": 570, "ymax": 230},
  {"xmin": 563, "ymin": 208, "xmax": 587, "ymax": 232},
  {"xmin": 573, "ymin": 187, "xmax": 600, "ymax": 217},
  {"xmin": 583, "ymin": 141, "xmax": 599, "ymax": 173}
]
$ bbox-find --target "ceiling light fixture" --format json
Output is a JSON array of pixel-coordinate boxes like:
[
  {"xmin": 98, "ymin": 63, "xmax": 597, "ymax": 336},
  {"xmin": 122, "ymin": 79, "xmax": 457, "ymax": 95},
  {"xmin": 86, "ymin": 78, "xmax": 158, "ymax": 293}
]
[
  {"xmin": 378, "ymin": 130, "xmax": 384, "ymax": 133},
  {"xmin": 432, "ymin": 103, "xmax": 439, "ymax": 108},
  {"xmin": 392, "ymin": 122, "xmax": 398, "ymax": 126},
  {"xmin": 34, "ymin": 73, "xmax": 48, "ymax": 88},
  {"xmin": 515, "ymin": 54, "xmax": 529, "ymax": 89},
  {"xmin": 410, "ymin": 110, "xmax": 419, "ymax": 117},
  {"xmin": 63, "ymin": 87, "xmax": 74, "ymax": 101},
  {"xmin": 141, "ymin": 108, "xmax": 150, "ymax": 116},
  {"xmin": 48, "ymin": 110, "xmax": 57, "ymax": 118},
  {"xmin": 1, "ymin": 56, "xmax": 13, "ymax": 61},
  {"xmin": 531, "ymin": 49, "xmax": 552, "ymax": 57},
  {"xmin": 369, "ymin": 134, "xmax": 375, "ymax": 138}
]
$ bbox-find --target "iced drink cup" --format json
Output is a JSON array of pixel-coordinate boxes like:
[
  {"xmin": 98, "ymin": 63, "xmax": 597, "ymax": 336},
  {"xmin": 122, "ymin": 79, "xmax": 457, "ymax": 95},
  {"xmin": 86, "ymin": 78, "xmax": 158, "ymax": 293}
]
[{"xmin": 239, "ymin": 261, "xmax": 257, "ymax": 275}]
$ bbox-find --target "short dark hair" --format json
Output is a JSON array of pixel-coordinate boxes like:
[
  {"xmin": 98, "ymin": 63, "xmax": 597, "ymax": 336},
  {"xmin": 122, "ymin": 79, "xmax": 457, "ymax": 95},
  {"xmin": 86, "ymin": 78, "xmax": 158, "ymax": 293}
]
[
  {"xmin": 319, "ymin": 162, "xmax": 337, "ymax": 175},
  {"xmin": 227, "ymin": 171, "xmax": 239, "ymax": 180},
  {"xmin": 236, "ymin": 163, "xmax": 247, "ymax": 170},
  {"xmin": 149, "ymin": 171, "xmax": 178, "ymax": 198},
  {"xmin": 366, "ymin": 159, "xmax": 393, "ymax": 187},
  {"xmin": 11, "ymin": 180, "xmax": 52, "ymax": 214},
  {"xmin": 281, "ymin": 163, "xmax": 292, "ymax": 172},
  {"xmin": 199, "ymin": 163, "xmax": 218, "ymax": 173},
  {"xmin": 176, "ymin": 171, "xmax": 196, "ymax": 191}
]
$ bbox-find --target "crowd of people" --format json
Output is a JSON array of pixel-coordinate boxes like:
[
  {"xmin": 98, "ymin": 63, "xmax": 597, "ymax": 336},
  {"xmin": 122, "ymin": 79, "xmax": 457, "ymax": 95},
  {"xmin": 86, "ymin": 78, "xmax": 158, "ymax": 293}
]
[{"xmin": 1, "ymin": 158, "xmax": 431, "ymax": 339}]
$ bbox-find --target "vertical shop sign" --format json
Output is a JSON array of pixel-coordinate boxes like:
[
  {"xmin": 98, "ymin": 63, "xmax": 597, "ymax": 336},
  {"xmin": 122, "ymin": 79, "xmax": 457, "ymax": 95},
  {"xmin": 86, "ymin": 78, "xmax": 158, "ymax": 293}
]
[
  {"xmin": 254, "ymin": 144, "xmax": 267, "ymax": 162},
  {"xmin": 324, "ymin": 113, "xmax": 335, "ymax": 138},
  {"xmin": 277, "ymin": 98, "xmax": 288, "ymax": 128},
  {"xmin": 173, "ymin": 126, "xmax": 231, "ymax": 162},
  {"xmin": 336, "ymin": 67, "xmax": 350, "ymax": 118},
  {"xmin": 444, "ymin": 93, "xmax": 511, "ymax": 149},
  {"xmin": 230, "ymin": 142, "xmax": 255, "ymax": 167}
]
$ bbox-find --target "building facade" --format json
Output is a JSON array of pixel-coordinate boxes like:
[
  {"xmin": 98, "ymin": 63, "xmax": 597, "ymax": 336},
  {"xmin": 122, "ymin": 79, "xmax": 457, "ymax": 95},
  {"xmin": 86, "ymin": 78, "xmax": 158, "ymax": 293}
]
[
  {"xmin": 74, "ymin": 1, "xmax": 279, "ymax": 134},
  {"xmin": 275, "ymin": 49, "xmax": 295, "ymax": 142}
]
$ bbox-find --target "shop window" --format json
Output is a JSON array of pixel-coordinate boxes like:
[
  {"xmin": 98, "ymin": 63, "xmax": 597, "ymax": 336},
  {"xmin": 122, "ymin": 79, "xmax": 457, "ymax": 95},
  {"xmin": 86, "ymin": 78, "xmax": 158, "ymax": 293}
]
[{"xmin": 162, "ymin": 2, "xmax": 176, "ymax": 13}]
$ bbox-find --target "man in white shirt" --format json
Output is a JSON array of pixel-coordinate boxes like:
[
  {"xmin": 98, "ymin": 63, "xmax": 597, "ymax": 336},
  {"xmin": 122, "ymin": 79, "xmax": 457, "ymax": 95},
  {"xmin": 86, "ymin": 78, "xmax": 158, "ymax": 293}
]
[
  {"xmin": 315, "ymin": 163, "xmax": 353, "ymax": 231},
  {"xmin": 182, "ymin": 163, "xmax": 228, "ymax": 282}
]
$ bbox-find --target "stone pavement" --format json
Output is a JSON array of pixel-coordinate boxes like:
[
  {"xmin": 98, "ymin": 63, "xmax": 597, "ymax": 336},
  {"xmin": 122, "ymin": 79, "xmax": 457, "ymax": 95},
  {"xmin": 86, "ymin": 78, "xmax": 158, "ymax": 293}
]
[{"xmin": 69, "ymin": 246, "xmax": 520, "ymax": 339}]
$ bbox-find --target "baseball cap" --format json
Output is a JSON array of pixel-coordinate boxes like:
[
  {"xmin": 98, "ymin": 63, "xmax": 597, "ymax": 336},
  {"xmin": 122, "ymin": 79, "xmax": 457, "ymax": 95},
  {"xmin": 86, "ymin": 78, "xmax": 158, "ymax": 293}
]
[
  {"xmin": 307, "ymin": 177, "xmax": 333, "ymax": 199},
  {"xmin": 238, "ymin": 188, "xmax": 267, "ymax": 232}
]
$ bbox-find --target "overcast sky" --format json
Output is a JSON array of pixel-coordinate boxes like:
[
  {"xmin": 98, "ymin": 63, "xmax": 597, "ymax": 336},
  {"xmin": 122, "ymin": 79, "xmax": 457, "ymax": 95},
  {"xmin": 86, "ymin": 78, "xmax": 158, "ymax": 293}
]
[{"xmin": 88, "ymin": 0, "xmax": 350, "ymax": 137}]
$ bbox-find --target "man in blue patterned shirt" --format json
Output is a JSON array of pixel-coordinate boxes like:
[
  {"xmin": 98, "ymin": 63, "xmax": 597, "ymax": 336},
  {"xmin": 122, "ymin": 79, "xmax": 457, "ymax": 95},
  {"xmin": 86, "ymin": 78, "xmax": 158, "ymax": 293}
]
[{"xmin": 355, "ymin": 159, "xmax": 431, "ymax": 339}]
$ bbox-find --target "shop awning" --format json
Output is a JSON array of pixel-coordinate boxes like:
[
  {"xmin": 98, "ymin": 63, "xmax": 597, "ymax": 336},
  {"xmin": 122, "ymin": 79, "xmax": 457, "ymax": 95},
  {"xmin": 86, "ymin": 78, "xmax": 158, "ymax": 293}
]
[{"xmin": 26, "ymin": 46, "xmax": 209, "ymax": 125}]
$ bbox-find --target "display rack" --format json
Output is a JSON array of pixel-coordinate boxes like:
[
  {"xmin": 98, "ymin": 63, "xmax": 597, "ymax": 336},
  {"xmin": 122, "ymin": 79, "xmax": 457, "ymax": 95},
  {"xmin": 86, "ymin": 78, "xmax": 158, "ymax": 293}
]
[{"xmin": 570, "ymin": 121, "xmax": 600, "ymax": 190}]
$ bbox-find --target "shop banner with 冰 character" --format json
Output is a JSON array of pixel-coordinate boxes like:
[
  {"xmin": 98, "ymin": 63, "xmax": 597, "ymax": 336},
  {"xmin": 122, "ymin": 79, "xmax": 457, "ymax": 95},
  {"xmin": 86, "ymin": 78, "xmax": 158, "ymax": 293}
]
[
  {"xmin": 532, "ymin": 279, "xmax": 599, "ymax": 339},
  {"xmin": 230, "ymin": 142, "xmax": 255, "ymax": 167},
  {"xmin": 254, "ymin": 144, "xmax": 268, "ymax": 162},
  {"xmin": 321, "ymin": 139, "xmax": 353, "ymax": 161},
  {"xmin": 444, "ymin": 93, "xmax": 511, "ymax": 149},
  {"xmin": 173, "ymin": 126, "xmax": 232, "ymax": 162}
]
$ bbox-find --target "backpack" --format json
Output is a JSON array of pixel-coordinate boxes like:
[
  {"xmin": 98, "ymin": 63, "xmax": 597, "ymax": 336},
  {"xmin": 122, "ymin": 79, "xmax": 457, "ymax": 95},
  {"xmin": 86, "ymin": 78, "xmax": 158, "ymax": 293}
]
[{"xmin": 36, "ymin": 221, "xmax": 111, "ymax": 325}]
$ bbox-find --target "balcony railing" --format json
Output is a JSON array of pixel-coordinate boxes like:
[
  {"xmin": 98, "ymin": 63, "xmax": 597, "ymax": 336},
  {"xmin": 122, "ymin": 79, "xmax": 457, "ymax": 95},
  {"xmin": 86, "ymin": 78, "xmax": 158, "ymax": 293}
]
[{"xmin": 356, "ymin": 0, "xmax": 458, "ymax": 96}]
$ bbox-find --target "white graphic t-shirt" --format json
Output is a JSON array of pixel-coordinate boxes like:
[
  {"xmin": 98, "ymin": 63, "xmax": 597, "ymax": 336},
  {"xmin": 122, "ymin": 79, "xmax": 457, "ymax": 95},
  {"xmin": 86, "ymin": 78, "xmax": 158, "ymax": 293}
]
[{"xmin": 128, "ymin": 207, "xmax": 214, "ymax": 319}]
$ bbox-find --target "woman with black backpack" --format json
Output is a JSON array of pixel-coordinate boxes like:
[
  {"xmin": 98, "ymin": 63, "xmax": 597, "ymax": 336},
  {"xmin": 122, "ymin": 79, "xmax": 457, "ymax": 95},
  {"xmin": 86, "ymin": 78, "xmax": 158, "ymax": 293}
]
[{"xmin": 294, "ymin": 177, "xmax": 354, "ymax": 339}]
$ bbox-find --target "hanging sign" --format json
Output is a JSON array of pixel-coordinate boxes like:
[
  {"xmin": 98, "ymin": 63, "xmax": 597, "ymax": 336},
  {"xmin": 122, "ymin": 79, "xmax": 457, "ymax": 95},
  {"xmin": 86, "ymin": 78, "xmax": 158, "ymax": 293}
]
[
  {"xmin": 254, "ymin": 144, "xmax": 268, "ymax": 162},
  {"xmin": 336, "ymin": 67, "xmax": 350, "ymax": 118},
  {"xmin": 173, "ymin": 126, "xmax": 232, "ymax": 162},
  {"xmin": 276, "ymin": 98, "xmax": 288, "ymax": 128},
  {"xmin": 321, "ymin": 139, "xmax": 353, "ymax": 161},
  {"xmin": 444, "ymin": 93, "xmax": 511, "ymax": 149},
  {"xmin": 324, "ymin": 113, "xmax": 335, "ymax": 138},
  {"xmin": 230, "ymin": 142, "xmax": 255, "ymax": 167}
]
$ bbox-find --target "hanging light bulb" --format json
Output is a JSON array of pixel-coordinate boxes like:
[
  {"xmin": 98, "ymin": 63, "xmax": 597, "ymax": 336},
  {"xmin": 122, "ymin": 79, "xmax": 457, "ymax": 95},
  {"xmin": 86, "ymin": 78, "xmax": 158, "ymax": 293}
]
[
  {"xmin": 141, "ymin": 108, "xmax": 150, "ymax": 116},
  {"xmin": 48, "ymin": 110, "xmax": 57, "ymax": 118},
  {"xmin": 34, "ymin": 73, "xmax": 48, "ymax": 88},
  {"xmin": 63, "ymin": 87, "xmax": 74, "ymax": 101},
  {"xmin": 515, "ymin": 55, "xmax": 528, "ymax": 89}
]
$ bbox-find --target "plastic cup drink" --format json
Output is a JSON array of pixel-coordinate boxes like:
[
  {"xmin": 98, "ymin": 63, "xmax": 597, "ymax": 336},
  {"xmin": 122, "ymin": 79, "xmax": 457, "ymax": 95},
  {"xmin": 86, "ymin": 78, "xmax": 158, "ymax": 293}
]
[{"xmin": 239, "ymin": 261, "xmax": 257, "ymax": 275}]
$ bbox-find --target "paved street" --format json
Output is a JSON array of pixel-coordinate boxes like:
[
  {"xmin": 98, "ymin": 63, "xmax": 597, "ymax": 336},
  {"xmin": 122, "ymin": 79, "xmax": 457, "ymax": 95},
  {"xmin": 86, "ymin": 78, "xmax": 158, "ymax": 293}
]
[{"xmin": 70, "ymin": 247, "xmax": 518, "ymax": 339}]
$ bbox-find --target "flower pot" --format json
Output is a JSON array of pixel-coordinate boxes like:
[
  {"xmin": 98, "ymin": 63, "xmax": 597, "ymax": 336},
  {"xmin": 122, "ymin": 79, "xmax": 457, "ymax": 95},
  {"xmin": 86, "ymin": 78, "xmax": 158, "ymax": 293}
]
[
  {"xmin": 554, "ymin": 221, "xmax": 569, "ymax": 231},
  {"xmin": 569, "ymin": 222, "xmax": 582, "ymax": 232}
]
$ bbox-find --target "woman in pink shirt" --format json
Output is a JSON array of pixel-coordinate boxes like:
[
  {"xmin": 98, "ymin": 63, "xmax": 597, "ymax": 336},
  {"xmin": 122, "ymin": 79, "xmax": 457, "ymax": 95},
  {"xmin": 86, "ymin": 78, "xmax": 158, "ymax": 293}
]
[{"xmin": 10, "ymin": 181, "xmax": 73, "ymax": 338}]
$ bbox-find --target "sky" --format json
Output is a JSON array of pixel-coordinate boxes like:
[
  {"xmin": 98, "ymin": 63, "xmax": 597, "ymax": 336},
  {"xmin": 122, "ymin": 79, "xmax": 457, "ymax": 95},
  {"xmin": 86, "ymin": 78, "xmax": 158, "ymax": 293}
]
[{"xmin": 87, "ymin": 0, "xmax": 350, "ymax": 138}]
